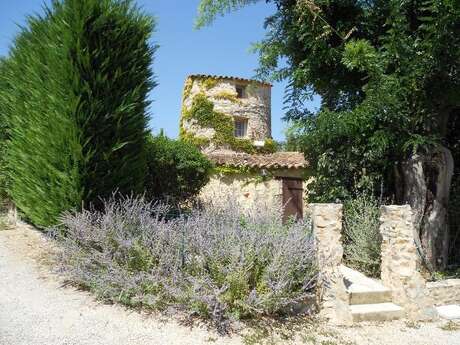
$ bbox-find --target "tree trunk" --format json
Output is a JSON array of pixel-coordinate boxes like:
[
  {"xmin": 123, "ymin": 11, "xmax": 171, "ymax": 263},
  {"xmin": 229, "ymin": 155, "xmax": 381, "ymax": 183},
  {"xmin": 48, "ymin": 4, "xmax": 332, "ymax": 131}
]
[{"xmin": 400, "ymin": 146, "xmax": 454, "ymax": 271}]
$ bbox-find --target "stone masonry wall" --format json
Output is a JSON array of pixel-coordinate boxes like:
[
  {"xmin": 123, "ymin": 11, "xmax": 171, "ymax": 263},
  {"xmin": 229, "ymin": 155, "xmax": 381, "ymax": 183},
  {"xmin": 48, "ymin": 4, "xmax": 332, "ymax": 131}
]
[
  {"xmin": 199, "ymin": 173, "xmax": 283, "ymax": 213},
  {"xmin": 309, "ymin": 204, "xmax": 352, "ymax": 325},
  {"xmin": 379, "ymin": 205, "xmax": 436, "ymax": 320},
  {"xmin": 182, "ymin": 77, "xmax": 271, "ymax": 142},
  {"xmin": 426, "ymin": 279, "xmax": 460, "ymax": 306}
]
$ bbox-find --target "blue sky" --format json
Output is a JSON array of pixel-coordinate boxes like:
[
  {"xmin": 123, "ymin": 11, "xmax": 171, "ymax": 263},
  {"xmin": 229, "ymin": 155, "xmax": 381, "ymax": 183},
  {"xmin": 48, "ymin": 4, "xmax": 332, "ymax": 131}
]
[{"xmin": 0, "ymin": 0, "xmax": 319, "ymax": 141}]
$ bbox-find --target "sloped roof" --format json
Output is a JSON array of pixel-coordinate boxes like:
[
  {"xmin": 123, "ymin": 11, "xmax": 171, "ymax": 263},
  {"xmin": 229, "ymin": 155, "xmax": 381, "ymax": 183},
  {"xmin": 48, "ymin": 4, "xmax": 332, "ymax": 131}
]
[
  {"xmin": 206, "ymin": 151, "xmax": 307, "ymax": 169},
  {"xmin": 188, "ymin": 74, "xmax": 272, "ymax": 87}
]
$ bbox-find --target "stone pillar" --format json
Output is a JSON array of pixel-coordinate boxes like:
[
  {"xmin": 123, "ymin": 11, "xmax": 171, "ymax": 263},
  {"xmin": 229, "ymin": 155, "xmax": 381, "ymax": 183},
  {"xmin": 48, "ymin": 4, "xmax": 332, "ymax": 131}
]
[
  {"xmin": 310, "ymin": 204, "xmax": 352, "ymax": 325},
  {"xmin": 379, "ymin": 205, "xmax": 436, "ymax": 320}
]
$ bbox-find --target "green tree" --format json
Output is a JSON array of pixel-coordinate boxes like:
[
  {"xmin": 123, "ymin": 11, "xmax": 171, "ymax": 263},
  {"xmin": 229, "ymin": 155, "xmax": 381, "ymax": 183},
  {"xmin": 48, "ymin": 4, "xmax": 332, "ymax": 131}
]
[
  {"xmin": 197, "ymin": 0, "xmax": 460, "ymax": 270},
  {"xmin": 145, "ymin": 133, "xmax": 213, "ymax": 202},
  {"xmin": 0, "ymin": 0, "xmax": 155, "ymax": 227},
  {"xmin": 0, "ymin": 58, "xmax": 8, "ymax": 201}
]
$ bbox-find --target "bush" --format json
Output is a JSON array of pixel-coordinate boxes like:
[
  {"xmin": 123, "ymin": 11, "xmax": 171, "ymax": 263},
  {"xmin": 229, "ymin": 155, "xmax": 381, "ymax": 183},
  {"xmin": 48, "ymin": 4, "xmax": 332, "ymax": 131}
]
[
  {"xmin": 0, "ymin": 0, "xmax": 155, "ymax": 227},
  {"xmin": 343, "ymin": 193, "xmax": 382, "ymax": 277},
  {"xmin": 53, "ymin": 196, "xmax": 317, "ymax": 328},
  {"xmin": 145, "ymin": 134, "xmax": 212, "ymax": 202}
]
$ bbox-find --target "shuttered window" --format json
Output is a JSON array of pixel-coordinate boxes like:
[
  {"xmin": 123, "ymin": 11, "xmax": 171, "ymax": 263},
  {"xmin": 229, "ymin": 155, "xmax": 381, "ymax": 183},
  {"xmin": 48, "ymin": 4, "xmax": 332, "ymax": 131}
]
[{"xmin": 234, "ymin": 119, "xmax": 248, "ymax": 138}]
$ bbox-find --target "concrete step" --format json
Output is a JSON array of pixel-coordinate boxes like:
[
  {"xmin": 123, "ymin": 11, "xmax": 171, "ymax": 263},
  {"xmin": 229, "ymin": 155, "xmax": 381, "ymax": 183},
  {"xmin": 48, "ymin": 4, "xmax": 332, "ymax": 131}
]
[
  {"xmin": 348, "ymin": 285, "xmax": 393, "ymax": 305},
  {"xmin": 436, "ymin": 305, "xmax": 460, "ymax": 320},
  {"xmin": 340, "ymin": 265, "xmax": 393, "ymax": 305},
  {"xmin": 351, "ymin": 303, "xmax": 404, "ymax": 322}
]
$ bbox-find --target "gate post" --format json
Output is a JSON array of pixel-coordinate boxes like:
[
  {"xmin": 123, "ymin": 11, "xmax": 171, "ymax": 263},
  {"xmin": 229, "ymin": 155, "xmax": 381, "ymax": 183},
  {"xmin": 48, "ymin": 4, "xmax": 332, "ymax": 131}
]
[
  {"xmin": 379, "ymin": 205, "xmax": 436, "ymax": 320},
  {"xmin": 309, "ymin": 203, "xmax": 352, "ymax": 325}
]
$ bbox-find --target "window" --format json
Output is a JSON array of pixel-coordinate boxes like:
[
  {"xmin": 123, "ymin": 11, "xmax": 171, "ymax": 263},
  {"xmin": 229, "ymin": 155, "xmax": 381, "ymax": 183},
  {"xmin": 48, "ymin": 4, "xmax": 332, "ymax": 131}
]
[
  {"xmin": 235, "ymin": 85, "xmax": 246, "ymax": 98},
  {"xmin": 234, "ymin": 118, "xmax": 248, "ymax": 138}
]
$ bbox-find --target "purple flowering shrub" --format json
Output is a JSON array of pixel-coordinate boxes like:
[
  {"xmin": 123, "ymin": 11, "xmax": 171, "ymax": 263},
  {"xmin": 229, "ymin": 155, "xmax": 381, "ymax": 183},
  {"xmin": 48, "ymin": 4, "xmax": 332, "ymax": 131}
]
[{"xmin": 53, "ymin": 196, "xmax": 317, "ymax": 325}]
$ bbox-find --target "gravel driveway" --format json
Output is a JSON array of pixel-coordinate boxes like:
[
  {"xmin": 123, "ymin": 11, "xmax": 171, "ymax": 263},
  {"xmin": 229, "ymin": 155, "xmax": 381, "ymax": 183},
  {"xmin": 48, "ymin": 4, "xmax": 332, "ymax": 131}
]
[
  {"xmin": 1, "ymin": 224, "xmax": 459, "ymax": 345},
  {"xmin": 0, "ymin": 225, "xmax": 241, "ymax": 345}
]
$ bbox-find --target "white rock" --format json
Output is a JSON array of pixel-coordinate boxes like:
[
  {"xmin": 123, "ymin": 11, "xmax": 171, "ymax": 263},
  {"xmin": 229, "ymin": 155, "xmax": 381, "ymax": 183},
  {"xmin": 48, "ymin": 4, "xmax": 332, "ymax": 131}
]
[{"xmin": 436, "ymin": 305, "xmax": 460, "ymax": 320}]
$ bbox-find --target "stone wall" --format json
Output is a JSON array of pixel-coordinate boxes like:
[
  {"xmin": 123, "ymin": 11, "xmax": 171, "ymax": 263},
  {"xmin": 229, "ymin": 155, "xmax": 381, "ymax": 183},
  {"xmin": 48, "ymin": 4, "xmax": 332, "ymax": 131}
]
[
  {"xmin": 379, "ymin": 205, "xmax": 436, "ymax": 320},
  {"xmin": 199, "ymin": 173, "xmax": 283, "ymax": 213},
  {"xmin": 200, "ymin": 195, "xmax": 459, "ymax": 321},
  {"xmin": 200, "ymin": 168, "xmax": 308, "ymax": 216},
  {"xmin": 309, "ymin": 204, "xmax": 352, "ymax": 325},
  {"xmin": 182, "ymin": 76, "xmax": 271, "ymax": 143},
  {"xmin": 426, "ymin": 279, "xmax": 460, "ymax": 306},
  {"xmin": 307, "ymin": 203, "xmax": 455, "ymax": 322}
]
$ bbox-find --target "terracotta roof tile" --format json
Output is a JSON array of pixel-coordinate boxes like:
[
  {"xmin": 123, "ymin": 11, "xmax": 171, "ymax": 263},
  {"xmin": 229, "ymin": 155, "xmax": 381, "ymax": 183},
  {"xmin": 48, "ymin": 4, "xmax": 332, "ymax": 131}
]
[
  {"xmin": 206, "ymin": 151, "xmax": 307, "ymax": 169},
  {"xmin": 188, "ymin": 74, "xmax": 272, "ymax": 87}
]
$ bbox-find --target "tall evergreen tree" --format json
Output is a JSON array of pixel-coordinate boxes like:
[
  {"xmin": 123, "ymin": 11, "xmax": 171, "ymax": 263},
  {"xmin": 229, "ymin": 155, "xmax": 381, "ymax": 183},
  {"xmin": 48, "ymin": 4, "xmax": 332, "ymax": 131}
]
[
  {"xmin": 0, "ymin": 0, "xmax": 156, "ymax": 227},
  {"xmin": 0, "ymin": 58, "xmax": 8, "ymax": 201}
]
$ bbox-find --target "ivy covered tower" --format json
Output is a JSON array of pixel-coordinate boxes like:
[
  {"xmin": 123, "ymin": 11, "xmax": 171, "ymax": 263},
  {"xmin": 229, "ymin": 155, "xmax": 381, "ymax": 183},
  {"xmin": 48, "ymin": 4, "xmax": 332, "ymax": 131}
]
[
  {"xmin": 181, "ymin": 74, "xmax": 307, "ymax": 221},
  {"xmin": 180, "ymin": 74, "xmax": 275, "ymax": 153}
]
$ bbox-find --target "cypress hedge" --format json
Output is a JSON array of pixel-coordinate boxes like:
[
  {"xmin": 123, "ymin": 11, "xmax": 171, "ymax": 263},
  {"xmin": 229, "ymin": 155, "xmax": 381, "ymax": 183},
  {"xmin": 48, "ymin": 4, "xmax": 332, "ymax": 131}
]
[
  {"xmin": 0, "ymin": 59, "xmax": 7, "ymax": 201},
  {"xmin": 0, "ymin": 0, "xmax": 155, "ymax": 227}
]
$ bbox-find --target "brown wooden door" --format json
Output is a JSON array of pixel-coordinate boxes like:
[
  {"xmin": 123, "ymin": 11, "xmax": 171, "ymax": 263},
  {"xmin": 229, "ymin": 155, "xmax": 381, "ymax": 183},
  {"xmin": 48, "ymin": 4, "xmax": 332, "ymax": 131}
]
[{"xmin": 282, "ymin": 178, "xmax": 303, "ymax": 223}]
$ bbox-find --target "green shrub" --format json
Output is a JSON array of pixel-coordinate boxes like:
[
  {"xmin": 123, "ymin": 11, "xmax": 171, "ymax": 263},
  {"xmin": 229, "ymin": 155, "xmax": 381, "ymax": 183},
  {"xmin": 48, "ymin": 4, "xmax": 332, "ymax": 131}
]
[
  {"xmin": 0, "ymin": 0, "xmax": 155, "ymax": 227},
  {"xmin": 256, "ymin": 138, "xmax": 278, "ymax": 154},
  {"xmin": 343, "ymin": 193, "xmax": 382, "ymax": 277},
  {"xmin": 145, "ymin": 134, "xmax": 212, "ymax": 202}
]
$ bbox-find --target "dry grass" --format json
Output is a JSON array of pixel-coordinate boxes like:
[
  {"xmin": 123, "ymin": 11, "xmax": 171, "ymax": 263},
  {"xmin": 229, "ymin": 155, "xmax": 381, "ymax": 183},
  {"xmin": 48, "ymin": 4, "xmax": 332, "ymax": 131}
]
[
  {"xmin": 439, "ymin": 320, "xmax": 460, "ymax": 332},
  {"xmin": 241, "ymin": 317, "xmax": 355, "ymax": 345}
]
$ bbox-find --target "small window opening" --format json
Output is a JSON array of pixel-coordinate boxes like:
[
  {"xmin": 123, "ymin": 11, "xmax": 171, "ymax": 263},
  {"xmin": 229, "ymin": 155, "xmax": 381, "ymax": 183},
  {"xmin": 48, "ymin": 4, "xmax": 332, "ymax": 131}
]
[
  {"xmin": 234, "ymin": 118, "xmax": 248, "ymax": 138},
  {"xmin": 236, "ymin": 85, "xmax": 246, "ymax": 98}
]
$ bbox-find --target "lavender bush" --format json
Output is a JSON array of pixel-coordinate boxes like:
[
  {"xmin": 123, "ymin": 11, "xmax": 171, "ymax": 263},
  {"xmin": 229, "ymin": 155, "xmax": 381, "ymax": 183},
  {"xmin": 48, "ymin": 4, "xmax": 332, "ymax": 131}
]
[
  {"xmin": 53, "ymin": 196, "xmax": 317, "ymax": 327},
  {"xmin": 343, "ymin": 192, "xmax": 382, "ymax": 277}
]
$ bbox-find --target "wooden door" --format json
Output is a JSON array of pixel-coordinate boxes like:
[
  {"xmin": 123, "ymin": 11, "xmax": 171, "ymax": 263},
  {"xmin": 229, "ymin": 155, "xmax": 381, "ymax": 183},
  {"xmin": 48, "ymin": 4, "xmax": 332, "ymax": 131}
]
[{"xmin": 282, "ymin": 178, "xmax": 303, "ymax": 222}]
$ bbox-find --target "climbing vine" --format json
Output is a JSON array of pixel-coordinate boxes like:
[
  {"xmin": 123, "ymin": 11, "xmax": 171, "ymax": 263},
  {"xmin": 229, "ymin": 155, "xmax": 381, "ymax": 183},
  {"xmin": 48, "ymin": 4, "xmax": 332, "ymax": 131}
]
[
  {"xmin": 180, "ymin": 93, "xmax": 275, "ymax": 154},
  {"xmin": 213, "ymin": 165, "xmax": 275, "ymax": 184},
  {"xmin": 200, "ymin": 77, "xmax": 218, "ymax": 90},
  {"xmin": 212, "ymin": 90, "xmax": 241, "ymax": 104},
  {"xmin": 182, "ymin": 77, "xmax": 193, "ymax": 101}
]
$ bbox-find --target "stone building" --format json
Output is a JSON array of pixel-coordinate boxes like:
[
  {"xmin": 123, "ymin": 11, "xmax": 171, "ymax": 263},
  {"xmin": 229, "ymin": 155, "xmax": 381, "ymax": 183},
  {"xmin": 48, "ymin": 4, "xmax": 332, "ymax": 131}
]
[
  {"xmin": 180, "ymin": 74, "xmax": 272, "ymax": 150},
  {"xmin": 180, "ymin": 74, "xmax": 307, "ymax": 220}
]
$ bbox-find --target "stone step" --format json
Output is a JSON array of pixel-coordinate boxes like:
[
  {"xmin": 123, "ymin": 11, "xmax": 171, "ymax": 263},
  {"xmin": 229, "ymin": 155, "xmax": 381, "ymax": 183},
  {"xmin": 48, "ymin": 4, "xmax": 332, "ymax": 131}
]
[
  {"xmin": 340, "ymin": 265, "xmax": 393, "ymax": 305},
  {"xmin": 348, "ymin": 285, "xmax": 393, "ymax": 305},
  {"xmin": 350, "ymin": 303, "xmax": 404, "ymax": 322},
  {"xmin": 436, "ymin": 305, "xmax": 460, "ymax": 320}
]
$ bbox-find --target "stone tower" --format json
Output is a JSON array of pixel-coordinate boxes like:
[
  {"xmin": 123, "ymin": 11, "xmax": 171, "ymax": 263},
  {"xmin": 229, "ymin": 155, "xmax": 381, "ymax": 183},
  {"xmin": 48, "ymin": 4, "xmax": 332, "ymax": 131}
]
[{"xmin": 180, "ymin": 74, "xmax": 274, "ymax": 153}]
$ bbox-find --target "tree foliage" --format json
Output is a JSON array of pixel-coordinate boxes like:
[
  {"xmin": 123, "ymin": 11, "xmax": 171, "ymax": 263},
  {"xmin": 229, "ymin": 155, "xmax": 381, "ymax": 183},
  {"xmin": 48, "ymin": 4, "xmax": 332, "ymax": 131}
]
[
  {"xmin": 0, "ymin": 58, "xmax": 8, "ymax": 200},
  {"xmin": 198, "ymin": 0, "xmax": 460, "ymax": 268},
  {"xmin": 198, "ymin": 0, "xmax": 459, "ymax": 200},
  {"xmin": 0, "ymin": 0, "xmax": 155, "ymax": 227},
  {"xmin": 195, "ymin": 0, "xmax": 262, "ymax": 28},
  {"xmin": 145, "ymin": 134, "xmax": 213, "ymax": 202}
]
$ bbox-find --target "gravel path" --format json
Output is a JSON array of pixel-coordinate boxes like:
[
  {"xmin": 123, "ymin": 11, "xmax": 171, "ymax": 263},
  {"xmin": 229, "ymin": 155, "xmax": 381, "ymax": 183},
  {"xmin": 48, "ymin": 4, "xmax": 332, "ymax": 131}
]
[
  {"xmin": 0, "ymin": 225, "xmax": 240, "ymax": 345},
  {"xmin": 1, "ymin": 224, "xmax": 459, "ymax": 345}
]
